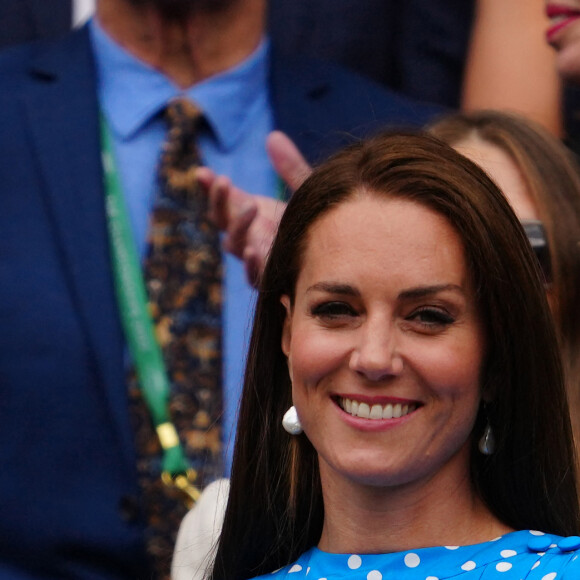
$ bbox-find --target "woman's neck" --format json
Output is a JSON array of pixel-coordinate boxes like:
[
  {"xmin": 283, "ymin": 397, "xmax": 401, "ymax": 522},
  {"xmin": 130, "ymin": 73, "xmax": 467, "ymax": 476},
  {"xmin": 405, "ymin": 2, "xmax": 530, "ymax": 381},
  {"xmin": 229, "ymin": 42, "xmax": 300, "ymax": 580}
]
[{"xmin": 317, "ymin": 457, "xmax": 512, "ymax": 554}]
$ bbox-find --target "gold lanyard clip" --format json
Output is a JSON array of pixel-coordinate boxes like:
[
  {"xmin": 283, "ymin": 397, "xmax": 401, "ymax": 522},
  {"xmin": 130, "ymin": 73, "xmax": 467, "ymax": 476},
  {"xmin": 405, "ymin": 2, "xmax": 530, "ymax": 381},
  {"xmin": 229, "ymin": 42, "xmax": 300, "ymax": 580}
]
[{"xmin": 161, "ymin": 468, "xmax": 201, "ymax": 509}]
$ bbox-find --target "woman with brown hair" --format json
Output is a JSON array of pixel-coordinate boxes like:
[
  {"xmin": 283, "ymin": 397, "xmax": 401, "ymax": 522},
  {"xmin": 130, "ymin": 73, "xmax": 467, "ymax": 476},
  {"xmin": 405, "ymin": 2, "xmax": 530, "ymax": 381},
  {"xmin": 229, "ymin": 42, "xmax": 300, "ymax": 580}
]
[
  {"xmin": 430, "ymin": 110, "xmax": 580, "ymax": 448},
  {"xmin": 208, "ymin": 132, "xmax": 580, "ymax": 579}
]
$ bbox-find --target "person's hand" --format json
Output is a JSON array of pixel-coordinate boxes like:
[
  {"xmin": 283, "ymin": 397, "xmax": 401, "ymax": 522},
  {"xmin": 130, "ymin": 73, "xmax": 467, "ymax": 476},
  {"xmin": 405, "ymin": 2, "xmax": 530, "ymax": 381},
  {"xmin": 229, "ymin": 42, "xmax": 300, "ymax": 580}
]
[
  {"xmin": 199, "ymin": 131, "xmax": 313, "ymax": 286},
  {"xmin": 198, "ymin": 167, "xmax": 284, "ymax": 287}
]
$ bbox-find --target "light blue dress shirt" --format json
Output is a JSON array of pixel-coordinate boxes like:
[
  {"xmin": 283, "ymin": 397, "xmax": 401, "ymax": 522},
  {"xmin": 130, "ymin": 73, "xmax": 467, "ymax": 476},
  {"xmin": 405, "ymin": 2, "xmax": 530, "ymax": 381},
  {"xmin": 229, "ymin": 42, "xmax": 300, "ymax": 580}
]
[{"xmin": 90, "ymin": 19, "xmax": 278, "ymax": 473}]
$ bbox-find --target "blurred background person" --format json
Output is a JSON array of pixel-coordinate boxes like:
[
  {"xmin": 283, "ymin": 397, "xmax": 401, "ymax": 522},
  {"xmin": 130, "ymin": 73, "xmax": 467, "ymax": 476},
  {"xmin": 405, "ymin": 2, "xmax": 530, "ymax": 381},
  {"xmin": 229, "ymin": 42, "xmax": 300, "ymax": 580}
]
[
  {"xmin": 429, "ymin": 110, "xmax": 580, "ymax": 450},
  {"xmin": 546, "ymin": 0, "xmax": 580, "ymax": 86},
  {"xmin": 461, "ymin": 0, "xmax": 562, "ymax": 134},
  {"xmin": 545, "ymin": 0, "xmax": 580, "ymax": 151}
]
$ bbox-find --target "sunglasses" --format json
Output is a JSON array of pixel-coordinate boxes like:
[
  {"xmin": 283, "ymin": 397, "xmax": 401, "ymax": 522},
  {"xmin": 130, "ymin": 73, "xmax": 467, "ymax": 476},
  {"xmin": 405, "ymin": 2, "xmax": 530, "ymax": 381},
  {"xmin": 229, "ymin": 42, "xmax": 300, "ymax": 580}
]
[{"xmin": 520, "ymin": 219, "xmax": 552, "ymax": 285}]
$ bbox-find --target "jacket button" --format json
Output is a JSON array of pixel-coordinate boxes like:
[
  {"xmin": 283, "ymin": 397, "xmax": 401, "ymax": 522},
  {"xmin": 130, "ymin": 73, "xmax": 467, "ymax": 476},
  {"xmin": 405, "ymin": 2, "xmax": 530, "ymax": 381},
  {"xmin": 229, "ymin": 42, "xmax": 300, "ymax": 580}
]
[{"xmin": 118, "ymin": 495, "xmax": 141, "ymax": 524}]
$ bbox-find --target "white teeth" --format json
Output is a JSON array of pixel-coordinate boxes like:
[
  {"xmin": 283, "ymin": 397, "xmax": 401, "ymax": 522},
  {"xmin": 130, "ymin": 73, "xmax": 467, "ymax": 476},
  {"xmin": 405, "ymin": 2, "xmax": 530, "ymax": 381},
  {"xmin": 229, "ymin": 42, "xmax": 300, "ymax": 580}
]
[
  {"xmin": 358, "ymin": 402, "xmax": 370, "ymax": 419},
  {"xmin": 339, "ymin": 398, "xmax": 417, "ymax": 420},
  {"xmin": 370, "ymin": 404, "xmax": 383, "ymax": 419}
]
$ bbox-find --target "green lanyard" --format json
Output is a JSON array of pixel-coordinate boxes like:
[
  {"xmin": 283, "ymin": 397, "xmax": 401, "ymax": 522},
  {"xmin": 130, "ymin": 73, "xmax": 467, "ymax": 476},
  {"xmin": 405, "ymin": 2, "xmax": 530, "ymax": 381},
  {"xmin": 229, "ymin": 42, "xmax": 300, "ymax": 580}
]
[{"xmin": 100, "ymin": 115, "xmax": 200, "ymax": 506}]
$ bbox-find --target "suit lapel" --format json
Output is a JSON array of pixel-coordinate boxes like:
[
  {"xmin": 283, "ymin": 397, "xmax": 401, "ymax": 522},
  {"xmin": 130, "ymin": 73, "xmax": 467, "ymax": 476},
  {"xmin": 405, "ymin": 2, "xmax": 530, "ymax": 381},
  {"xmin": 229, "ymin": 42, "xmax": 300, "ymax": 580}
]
[
  {"xmin": 270, "ymin": 49, "xmax": 442, "ymax": 169},
  {"xmin": 23, "ymin": 28, "xmax": 135, "ymax": 461}
]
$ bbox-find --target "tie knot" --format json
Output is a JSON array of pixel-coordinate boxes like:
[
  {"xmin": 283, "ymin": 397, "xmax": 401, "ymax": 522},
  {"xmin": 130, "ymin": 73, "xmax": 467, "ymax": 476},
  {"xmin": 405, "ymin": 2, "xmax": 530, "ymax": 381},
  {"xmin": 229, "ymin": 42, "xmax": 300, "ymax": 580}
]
[
  {"xmin": 165, "ymin": 97, "xmax": 203, "ymax": 134},
  {"xmin": 161, "ymin": 98, "xmax": 204, "ymax": 175}
]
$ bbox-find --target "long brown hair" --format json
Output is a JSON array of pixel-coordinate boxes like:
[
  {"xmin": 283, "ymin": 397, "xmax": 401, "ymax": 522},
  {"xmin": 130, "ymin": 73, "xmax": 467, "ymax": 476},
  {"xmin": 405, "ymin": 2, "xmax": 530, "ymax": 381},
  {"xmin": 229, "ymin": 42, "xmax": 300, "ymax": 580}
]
[
  {"xmin": 430, "ymin": 110, "xmax": 580, "ymax": 449},
  {"xmin": 211, "ymin": 132, "xmax": 578, "ymax": 579}
]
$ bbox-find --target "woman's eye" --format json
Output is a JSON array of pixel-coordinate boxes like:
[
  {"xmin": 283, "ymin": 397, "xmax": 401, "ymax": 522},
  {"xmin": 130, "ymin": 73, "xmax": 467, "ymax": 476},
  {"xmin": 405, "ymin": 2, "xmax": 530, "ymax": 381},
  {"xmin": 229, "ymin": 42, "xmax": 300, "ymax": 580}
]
[
  {"xmin": 311, "ymin": 301, "xmax": 358, "ymax": 319},
  {"xmin": 408, "ymin": 307, "xmax": 454, "ymax": 328}
]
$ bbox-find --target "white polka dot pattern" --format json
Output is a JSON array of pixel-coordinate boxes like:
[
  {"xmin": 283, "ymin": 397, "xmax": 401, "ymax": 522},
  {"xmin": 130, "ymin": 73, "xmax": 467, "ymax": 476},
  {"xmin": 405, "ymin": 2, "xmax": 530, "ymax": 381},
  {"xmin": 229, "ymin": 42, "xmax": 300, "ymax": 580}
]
[
  {"xmin": 404, "ymin": 553, "xmax": 420, "ymax": 568},
  {"xmin": 495, "ymin": 562, "xmax": 512, "ymax": 572},
  {"xmin": 253, "ymin": 530, "xmax": 580, "ymax": 579}
]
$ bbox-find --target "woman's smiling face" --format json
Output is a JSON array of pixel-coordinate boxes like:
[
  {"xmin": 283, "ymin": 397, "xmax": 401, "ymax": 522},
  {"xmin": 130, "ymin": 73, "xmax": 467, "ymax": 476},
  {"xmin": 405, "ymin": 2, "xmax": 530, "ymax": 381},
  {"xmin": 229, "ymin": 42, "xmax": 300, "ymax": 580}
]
[{"xmin": 281, "ymin": 193, "xmax": 486, "ymax": 490}]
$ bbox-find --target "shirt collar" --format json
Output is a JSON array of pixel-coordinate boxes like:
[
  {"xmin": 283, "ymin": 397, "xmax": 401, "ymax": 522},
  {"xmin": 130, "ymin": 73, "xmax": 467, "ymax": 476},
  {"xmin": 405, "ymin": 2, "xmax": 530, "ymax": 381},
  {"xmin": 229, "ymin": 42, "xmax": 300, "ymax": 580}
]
[{"xmin": 89, "ymin": 17, "xmax": 270, "ymax": 150}]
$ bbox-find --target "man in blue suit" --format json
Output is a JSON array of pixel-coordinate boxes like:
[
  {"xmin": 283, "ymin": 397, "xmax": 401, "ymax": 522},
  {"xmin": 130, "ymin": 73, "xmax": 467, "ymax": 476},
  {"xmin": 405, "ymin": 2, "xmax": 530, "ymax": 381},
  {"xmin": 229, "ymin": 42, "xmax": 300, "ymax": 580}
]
[{"xmin": 0, "ymin": 0, "xmax": 440, "ymax": 578}]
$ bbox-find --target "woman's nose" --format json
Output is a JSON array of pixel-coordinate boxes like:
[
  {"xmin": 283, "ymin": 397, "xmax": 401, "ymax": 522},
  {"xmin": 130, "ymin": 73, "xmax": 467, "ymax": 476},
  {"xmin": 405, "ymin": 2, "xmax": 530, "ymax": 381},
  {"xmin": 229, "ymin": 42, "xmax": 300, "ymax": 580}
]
[{"xmin": 348, "ymin": 318, "xmax": 403, "ymax": 381}]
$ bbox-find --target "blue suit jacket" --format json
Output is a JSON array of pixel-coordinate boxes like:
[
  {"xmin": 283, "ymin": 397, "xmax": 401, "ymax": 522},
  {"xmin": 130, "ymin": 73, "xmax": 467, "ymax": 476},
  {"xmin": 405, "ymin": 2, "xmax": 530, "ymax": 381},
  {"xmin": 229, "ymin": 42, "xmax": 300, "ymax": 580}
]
[
  {"xmin": 0, "ymin": 27, "xmax": 440, "ymax": 579},
  {"xmin": 0, "ymin": 0, "xmax": 71, "ymax": 49},
  {"xmin": 269, "ymin": 0, "xmax": 474, "ymax": 109}
]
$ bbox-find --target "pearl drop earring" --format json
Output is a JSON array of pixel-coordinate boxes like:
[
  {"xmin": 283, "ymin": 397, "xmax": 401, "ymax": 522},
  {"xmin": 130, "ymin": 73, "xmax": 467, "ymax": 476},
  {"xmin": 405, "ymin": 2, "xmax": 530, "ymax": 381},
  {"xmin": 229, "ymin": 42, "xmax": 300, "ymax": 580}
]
[
  {"xmin": 282, "ymin": 406, "xmax": 303, "ymax": 435},
  {"xmin": 478, "ymin": 423, "xmax": 495, "ymax": 455}
]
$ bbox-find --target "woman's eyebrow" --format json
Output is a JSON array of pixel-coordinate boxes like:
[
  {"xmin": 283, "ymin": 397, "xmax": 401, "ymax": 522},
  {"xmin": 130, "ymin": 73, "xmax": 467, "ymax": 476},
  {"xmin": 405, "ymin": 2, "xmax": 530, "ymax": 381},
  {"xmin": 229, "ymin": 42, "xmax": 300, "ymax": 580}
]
[
  {"xmin": 398, "ymin": 284, "xmax": 464, "ymax": 300},
  {"xmin": 305, "ymin": 283, "xmax": 464, "ymax": 299},
  {"xmin": 306, "ymin": 282, "xmax": 360, "ymax": 297}
]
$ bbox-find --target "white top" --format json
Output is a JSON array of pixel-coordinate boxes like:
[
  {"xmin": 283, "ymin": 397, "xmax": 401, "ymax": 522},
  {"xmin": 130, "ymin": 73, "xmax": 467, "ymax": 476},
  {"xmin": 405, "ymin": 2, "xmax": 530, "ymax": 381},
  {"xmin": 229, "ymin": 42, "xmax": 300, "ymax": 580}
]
[{"xmin": 171, "ymin": 479, "xmax": 230, "ymax": 580}]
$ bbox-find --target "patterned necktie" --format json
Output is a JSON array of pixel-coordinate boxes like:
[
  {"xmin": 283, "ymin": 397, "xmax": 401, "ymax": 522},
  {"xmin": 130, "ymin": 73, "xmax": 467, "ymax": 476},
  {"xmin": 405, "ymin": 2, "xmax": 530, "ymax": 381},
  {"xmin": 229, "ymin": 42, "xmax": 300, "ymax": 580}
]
[{"xmin": 129, "ymin": 98, "xmax": 224, "ymax": 579}]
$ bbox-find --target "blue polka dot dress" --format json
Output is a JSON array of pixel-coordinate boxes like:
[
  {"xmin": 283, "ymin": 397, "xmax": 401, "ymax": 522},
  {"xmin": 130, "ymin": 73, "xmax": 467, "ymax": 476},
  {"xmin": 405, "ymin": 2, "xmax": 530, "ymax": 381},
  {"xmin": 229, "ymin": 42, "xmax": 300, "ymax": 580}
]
[{"xmin": 251, "ymin": 530, "xmax": 580, "ymax": 579}]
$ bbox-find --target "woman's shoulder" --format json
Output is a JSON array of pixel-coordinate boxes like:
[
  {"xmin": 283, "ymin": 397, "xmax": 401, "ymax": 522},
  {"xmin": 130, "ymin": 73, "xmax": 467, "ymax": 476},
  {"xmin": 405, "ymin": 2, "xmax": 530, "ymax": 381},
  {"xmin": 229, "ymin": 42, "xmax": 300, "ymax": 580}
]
[
  {"xmin": 249, "ymin": 531, "xmax": 580, "ymax": 579},
  {"xmin": 520, "ymin": 532, "xmax": 580, "ymax": 579}
]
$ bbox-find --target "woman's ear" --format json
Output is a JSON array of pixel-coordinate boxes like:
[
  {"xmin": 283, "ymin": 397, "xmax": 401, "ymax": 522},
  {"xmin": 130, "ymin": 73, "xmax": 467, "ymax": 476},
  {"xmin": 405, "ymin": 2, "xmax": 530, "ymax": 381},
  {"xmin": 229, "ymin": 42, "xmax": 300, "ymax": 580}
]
[{"xmin": 280, "ymin": 295, "xmax": 292, "ymax": 357}]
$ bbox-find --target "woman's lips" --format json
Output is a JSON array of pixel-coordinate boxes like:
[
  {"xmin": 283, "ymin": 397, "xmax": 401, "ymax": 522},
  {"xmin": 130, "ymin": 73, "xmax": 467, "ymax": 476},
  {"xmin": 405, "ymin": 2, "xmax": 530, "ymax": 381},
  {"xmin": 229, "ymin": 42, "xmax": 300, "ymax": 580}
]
[{"xmin": 546, "ymin": 5, "xmax": 580, "ymax": 43}]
